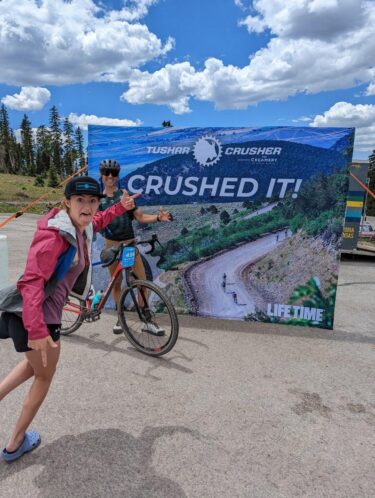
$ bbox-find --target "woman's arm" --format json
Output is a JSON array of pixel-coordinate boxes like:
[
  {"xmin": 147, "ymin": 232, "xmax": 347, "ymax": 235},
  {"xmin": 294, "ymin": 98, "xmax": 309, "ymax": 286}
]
[
  {"xmin": 17, "ymin": 230, "xmax": 69, "ymax": 341},
  {"xmin": 133, "ymin": 207, "xmax": 172, "ymax": 224},
  {"xmin": 92, "ymin": 191, "xmax": 140, "ymax": 233}
]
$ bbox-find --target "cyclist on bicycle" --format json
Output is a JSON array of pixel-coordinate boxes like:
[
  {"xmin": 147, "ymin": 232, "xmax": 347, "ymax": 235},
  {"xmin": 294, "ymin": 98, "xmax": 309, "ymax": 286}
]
[
  {"xmin": 0, "ymin": 176, "xmax": 138, "ymax": 462},
  {"xmin": 98, "ymin": 159, "xmax": 173, "ymax": 333}
]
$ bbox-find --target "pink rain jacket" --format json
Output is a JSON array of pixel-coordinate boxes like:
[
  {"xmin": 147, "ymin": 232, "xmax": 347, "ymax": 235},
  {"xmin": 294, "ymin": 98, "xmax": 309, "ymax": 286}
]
[{"xmin": 17, "ymin": 202, "xmax": 126, "ymax": 341}]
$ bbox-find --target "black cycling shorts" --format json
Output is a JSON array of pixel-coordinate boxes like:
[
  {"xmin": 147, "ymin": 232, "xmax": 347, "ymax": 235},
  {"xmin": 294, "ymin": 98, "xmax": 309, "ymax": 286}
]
[{"xmin": 0, "ymin": 312, "xmax": 60, "ymax": 353}]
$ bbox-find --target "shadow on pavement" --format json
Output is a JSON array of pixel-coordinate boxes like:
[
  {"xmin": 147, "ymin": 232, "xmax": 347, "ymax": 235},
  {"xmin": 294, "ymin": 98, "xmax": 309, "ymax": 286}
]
[
  {"xmin": 176, "ymin": 316, "xmax": 375, "ymax": 345},
  {"xmin": 65, "ymin": 333, "xmax": 194, "ymax": 375},
  {"xmin": 0, "ymin": 426, "xmax": 201, "ymax": 498}
]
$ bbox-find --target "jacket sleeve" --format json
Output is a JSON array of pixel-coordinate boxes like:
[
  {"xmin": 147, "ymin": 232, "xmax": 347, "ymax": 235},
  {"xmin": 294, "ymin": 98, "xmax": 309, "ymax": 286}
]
[
  {"xmin": 17, "ymin": 230, "xmax": 69, "ymax": 341},
  {"xmin": 92, "ymin": 201, "xmax": 127, "ymax": 233}
]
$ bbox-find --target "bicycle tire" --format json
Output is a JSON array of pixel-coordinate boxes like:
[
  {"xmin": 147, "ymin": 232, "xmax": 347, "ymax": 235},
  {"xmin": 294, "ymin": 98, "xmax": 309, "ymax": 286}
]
[
  {"xmin": 118, "ymin": 280, "xmax": 179, "ymax": 356},
  {"xmin": 140, "ymin": 254, "xmax": 153, "ymax": 281},
  {"xmin": 61, "ymin": 296, "xmax": 85, "ymax": 335}
]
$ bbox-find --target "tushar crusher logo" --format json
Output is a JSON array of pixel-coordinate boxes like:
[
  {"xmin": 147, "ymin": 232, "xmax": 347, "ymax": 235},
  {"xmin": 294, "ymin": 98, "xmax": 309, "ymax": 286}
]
[
  {"xmin": 146, "ymin": 136, "xmax": 282, "ymax": 165},
  {"xmin": 193, "ymin": 136, "xmax": 223, "ymax": 167}
]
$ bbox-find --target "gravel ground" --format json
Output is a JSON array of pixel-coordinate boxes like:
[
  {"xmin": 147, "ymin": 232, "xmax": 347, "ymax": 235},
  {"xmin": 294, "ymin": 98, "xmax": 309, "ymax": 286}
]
[{"xmin": 0, "ymin": 214, "xmax": 374, "ymax": 498}]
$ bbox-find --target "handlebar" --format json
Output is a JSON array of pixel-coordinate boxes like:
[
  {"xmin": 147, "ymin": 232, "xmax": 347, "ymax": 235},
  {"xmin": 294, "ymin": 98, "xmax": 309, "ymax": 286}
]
[{"xmin": 99, "ymin": 234, "xmax": 162, "ymax": 268}]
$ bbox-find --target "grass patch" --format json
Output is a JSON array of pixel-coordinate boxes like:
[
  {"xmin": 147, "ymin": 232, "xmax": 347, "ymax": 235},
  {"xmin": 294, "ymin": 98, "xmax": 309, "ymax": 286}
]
[{"xmin": 0, "ymin": 173, "xmax": 63, "ymax": 205}]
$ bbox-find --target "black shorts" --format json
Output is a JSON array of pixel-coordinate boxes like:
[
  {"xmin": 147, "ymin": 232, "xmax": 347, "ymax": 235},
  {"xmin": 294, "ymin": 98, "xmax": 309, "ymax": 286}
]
[{"xmin": 0, "ymin": 312, "xmax": 61, "ymax": 353}]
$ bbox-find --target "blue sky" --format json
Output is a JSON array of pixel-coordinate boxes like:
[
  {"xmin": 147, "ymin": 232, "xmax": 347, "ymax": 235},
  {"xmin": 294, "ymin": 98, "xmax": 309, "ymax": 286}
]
[{"xmin": 0, "ymin": 0, "xmax": 374, "ymax": 159}]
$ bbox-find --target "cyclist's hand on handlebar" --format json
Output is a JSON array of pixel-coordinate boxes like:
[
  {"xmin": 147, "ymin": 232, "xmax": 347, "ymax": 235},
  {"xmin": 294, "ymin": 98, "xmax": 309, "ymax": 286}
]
[
  {"xmin": 158, "ymin": 207, "xmax": 173, "ymax": 222},
  {"xmin": 121, "ymin": 191, "xmax": 141, "ymax": 211}
]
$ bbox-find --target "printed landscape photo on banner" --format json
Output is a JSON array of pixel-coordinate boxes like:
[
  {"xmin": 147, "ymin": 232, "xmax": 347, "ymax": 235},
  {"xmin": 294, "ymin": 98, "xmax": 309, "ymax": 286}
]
[{"xmin": 88, "ymin": 125, "xmax": 354, "ymax": 330}]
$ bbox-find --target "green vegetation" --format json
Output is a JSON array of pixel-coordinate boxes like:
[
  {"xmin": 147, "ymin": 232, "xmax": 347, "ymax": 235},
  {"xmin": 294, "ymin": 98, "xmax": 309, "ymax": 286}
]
[
  {"xmin": 154, "ymin": 171, "xmax": 347, "ymax": 270},
  {"xmin": 287, "ymin": 277, "xmax": 337, "ymax": 329},
  {"xmin": 280, "ymin": 171, "xmax": 348, "ymax": 237},
  {"xmin": 0, "ymin": 103, "xmax": 86, "ymax": 179},
  {"xmin": 156, "ymin": 207, "xmax": 288, "ymax": 270},
  {"xmin": 244, "ymin": 277, "xmax": 337, "ymax": 329},
  {"xmin": 0, "ymin": 173, "xmax": 63, "ymax": 213}
]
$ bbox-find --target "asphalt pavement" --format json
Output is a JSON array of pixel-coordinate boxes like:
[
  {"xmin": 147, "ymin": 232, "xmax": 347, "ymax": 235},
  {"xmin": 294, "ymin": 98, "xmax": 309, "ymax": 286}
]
[{"xmin": 0, "ymin": 214, "xmax": 374, "ymax": 498}]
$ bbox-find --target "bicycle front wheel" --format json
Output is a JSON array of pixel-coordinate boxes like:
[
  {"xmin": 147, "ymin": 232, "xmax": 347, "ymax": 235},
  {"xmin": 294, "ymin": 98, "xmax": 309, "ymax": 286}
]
[
  {"xmin": 118, "ymin": 280, "xmax": 179, "ymax": 356},
  {"xmin": 61, "ymin": 296, "xmax": 85, "ymax": 335}
]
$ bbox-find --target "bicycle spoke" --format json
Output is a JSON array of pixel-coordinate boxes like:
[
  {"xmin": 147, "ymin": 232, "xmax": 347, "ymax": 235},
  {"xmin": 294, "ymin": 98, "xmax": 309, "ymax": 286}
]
[
  {"xmin": 118, "ymin": 280, "xmax": 178, "ymax": 356},
  {"xmin": 61, "ymin": 297, "xmax": 85, "ymax": 335}
]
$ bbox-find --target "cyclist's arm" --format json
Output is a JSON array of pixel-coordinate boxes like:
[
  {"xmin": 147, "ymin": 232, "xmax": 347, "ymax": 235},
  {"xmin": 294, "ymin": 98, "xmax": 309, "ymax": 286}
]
[
  {"xmin": 134, "ymin": 208, "xmax": 172, "ymax": 224},
  {"xmin": 133, "ymin": 209, "xmax": 158, "ymax": 224}
]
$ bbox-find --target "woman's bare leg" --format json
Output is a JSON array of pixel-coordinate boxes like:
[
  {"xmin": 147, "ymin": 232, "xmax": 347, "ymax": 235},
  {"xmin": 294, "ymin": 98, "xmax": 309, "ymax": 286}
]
[
  {"xmin": 5, "ymin": 341, "xmax": 60, "ymax": 452},
  {"xmin": 0, "ymin": 359, "xmax": 34, "ymax": 402},
  {"xmin": 105, "ymin": 239, "xmax": 123, "ymax": 306}
]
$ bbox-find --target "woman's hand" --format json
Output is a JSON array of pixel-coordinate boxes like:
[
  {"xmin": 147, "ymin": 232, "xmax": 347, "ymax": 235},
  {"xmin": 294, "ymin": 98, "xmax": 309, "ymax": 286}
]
[
  {"xmin": 158, "ymin": 207, "xmax": 173, "ymax": 222},
  {"xmin": 27, "ymin": 337, "xmax": 58, "ymax": 367},
  {"xmin": 120, "ymin": 190, "xmax": 141, "ymax": 211}
]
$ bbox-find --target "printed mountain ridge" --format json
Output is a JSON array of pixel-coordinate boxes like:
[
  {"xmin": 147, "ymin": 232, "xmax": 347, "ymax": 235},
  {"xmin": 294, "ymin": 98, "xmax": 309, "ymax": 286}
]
[{"xmin": 123, "ymin": 140, "xmax": 348, "ymax": 205}]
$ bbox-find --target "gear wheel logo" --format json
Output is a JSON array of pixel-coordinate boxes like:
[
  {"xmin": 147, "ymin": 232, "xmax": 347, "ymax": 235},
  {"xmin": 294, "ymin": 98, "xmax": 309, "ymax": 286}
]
[{"xmin": 193, "ymin": 136, "xmax": 223, "ymax": 167}]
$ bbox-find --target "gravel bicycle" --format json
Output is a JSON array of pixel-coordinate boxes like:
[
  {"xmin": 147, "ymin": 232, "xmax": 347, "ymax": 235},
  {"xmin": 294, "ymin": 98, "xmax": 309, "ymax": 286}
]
[{"xmin": 60, "ymin": 234, "xmax": 179, "ymax": 356}]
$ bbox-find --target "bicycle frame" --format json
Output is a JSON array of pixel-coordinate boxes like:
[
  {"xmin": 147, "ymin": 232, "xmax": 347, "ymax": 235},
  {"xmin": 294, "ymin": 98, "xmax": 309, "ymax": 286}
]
[
  {"xmin": 61, "ymin": 232, "xmax": 179, "ymax": 356},
  {"xmin": 64, "ymin": 244, "xmax": 144, "ymax": 321}
]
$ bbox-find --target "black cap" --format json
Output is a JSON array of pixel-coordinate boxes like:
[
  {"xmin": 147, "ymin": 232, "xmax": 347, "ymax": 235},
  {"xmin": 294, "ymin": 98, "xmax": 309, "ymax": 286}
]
[{"xmin": 64, "ymin": 176, "xmax": 104, "ymax": 198}]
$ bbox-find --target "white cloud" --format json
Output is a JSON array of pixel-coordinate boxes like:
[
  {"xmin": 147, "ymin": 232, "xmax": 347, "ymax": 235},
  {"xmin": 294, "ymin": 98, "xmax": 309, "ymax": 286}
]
[
  {"xmin": 122, "ymin": 62, "xmax": 195, "ymax": 114},
  {"xmin": 108, "ymin": 0, "xmax": 159, "ymax": 22},
  {"xmin": 233, "ymin": 0, "xmax": 246, "ymax": 9},
  {"xmin": 121, "ymin": 0, "xmax": 375, "ymax": 114},
  {"xmin": 292, "ymin": 116, "xmax": 313, "ymax": 123},
  {"xmin": 68, "ymin": 113, "xmax": 141, "ymax": 131},
  {"xmin": 239, "ymin": 0, "xmax": 366, "ymax": 39},
  {"xmin": 0, "ymin": 0, "xmax": 173, "ymax": 86},
  {"xmin": 311, "ymin": 102, "xmax": 375, "ymax": 152},
  {"xmin": 365, "ymin": 80, "xmax": 375, "ymax": 96},
  {"xmin": 1, "ymin": 86, "xmax": 51, "ymax": 111}
]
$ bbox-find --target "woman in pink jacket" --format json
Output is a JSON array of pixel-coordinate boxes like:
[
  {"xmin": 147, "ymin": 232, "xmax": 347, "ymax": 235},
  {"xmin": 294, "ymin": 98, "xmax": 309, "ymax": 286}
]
[{"xmin": 0, "ymin": 176, "xmax": 138, "ymax": 462}]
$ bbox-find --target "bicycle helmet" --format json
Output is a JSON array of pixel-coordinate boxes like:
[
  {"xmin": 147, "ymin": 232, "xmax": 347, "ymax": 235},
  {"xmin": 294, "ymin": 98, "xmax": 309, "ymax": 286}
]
[{"xmin": 99, "ymin": 159, "xmax": 121, "ymax": 174}]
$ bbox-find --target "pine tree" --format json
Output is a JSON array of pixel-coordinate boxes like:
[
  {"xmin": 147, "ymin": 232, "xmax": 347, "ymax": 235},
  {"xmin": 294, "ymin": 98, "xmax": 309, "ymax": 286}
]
[
  {"xmin": 49, "ymin": 105, "xmax": 62, "ymax": 176},
  {"xmin": 35, "ymin": 125, "xmax": 52, "ymax": 177},
  {"xmin": 9, "ymin": 130, "xmax": 22, "ymax": 174},
  {"xmin": 75, "ymin": 126, "xmax": 85, "ymax": 171},
  {"xmin": 63, "ymin": 117, "xmax": 75, "ymax": 176},
  {"xmin": 220, "ymin": 210, "xmax": 230, "ymax": 225},
  {"xmin": 0, "ymin": 104, "xmax": 12, "ymax": 173},
  {"xmin": 48, "ymin": 158, "xmax": 59, "ymax": 187},
  {"xmin": 20, "ymin": 114, "xmax": 35, "ymax": 176}
]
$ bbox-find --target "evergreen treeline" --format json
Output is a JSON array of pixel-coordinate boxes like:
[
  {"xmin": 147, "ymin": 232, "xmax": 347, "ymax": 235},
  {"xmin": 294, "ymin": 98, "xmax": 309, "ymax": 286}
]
[{"xmin": 0, "ymin": 104, "xmax": 85, "ymax": 185}]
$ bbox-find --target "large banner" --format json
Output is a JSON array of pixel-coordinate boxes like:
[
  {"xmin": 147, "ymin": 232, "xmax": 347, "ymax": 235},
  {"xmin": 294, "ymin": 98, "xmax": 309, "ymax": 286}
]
[{"xmin": 88, "ymin": 125, "xmax": 354, "ymax": 330}]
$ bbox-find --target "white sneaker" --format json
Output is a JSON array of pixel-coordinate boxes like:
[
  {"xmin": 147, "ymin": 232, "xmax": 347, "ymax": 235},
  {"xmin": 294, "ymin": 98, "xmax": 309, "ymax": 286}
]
[
  {"xmin": 142, "ymin": 321, "xmax": 165, "ymax": 336},
  {"xmin": 113, "ymin": 321, "xmax": 123, "ymax": 334}
]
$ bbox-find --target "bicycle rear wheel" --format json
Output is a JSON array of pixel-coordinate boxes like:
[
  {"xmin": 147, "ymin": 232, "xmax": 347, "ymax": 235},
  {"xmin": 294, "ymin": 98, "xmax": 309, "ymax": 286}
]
[
  {"xmin": 118, "ymin": 280, "xmax": 179, "ymax": 356},
  {"xmin": 61, "ymin": 296, "xmax": 85, "ymax": 335}
]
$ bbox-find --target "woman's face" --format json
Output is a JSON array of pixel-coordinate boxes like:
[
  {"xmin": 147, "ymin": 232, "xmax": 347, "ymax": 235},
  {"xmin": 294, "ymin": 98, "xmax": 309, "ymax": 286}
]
[
  {"xmin": 101, "ymin": 170, "xmax": 119, "ymax": 190},
  {"xmin": 65, "ymin": 195, "xmax": 100, "ymax": 231}
]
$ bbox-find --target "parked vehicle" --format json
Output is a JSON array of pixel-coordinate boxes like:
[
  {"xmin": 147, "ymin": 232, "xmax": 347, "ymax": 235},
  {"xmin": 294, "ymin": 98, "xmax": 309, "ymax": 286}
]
[{"xmin": 359, "ymin": 222, "xmax": 375, "ymax": 240}]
